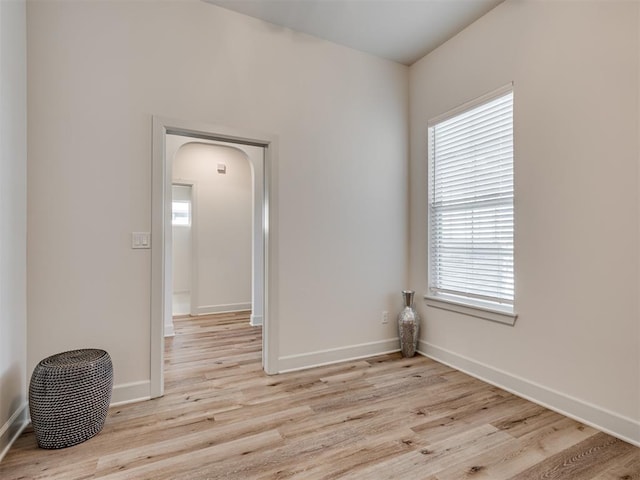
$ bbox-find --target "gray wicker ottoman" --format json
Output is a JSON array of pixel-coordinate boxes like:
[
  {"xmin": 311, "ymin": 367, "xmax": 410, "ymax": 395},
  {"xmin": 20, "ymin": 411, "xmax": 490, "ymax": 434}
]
[{"xmin": 29, "ymin": 349, "xmax": 113, "ymax": 449}]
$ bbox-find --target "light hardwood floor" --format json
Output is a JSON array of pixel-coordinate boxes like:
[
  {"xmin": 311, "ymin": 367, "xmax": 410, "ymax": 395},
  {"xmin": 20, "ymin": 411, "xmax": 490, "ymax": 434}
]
[{"xmin": 2, "ymin": 312, "xmax": 639, "ymax": 479}]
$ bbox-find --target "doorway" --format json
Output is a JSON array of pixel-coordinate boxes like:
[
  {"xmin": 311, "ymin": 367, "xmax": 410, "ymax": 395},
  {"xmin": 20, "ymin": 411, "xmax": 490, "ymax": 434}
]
[
  {"xmin": 168, "ymin": 140, "xmax": 257, "ymax": 326},
  {"xmin": 171, "ymin": 183, "xmax": 193, "ymax": 320},
  {"xmin": 151, "ymin": 117, "xmax": 279, "ymax": 398}
]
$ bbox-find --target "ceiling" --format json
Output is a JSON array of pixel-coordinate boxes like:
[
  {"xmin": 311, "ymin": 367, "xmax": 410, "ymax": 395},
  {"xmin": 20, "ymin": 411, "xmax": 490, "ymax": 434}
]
[{"xmin": 204, "ymin": 0, "xmax": 504, "ymax": 65}]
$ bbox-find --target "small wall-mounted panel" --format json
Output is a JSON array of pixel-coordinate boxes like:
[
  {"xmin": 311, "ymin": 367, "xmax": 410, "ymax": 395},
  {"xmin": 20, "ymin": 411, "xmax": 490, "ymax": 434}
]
[{"xmin": 131, "ymin": 232, "xmax": 151, "ymax": 249}]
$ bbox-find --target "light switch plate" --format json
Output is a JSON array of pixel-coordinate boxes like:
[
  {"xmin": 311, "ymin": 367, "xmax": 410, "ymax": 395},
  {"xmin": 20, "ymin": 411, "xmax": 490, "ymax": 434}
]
[{"xmin": 132, "ymin": 232, "xmax": 151, "ymax": 249}]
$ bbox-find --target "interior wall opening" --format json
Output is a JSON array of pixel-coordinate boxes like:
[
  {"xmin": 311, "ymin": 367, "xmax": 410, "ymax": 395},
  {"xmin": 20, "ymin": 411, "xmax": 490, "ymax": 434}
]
[
  {"xmin": 167, "ymin": 141, "xmax": 254, "ymax": 331},
  {"xmin": 151, "ymin": 118, "xmax": 274, "ymax": 398}
]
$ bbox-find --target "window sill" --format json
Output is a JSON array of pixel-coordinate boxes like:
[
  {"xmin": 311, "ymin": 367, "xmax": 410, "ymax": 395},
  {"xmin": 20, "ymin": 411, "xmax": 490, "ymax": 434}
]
[{"xmin": 424, "ymin": 295, "xmax": 518, "ymax": 326}]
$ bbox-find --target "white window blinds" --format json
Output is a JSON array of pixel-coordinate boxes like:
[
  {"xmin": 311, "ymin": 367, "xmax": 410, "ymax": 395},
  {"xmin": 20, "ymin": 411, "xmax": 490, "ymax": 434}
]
[{"xmin": 428, "ymin": 90, "xmax": 514, "ymax": 311}]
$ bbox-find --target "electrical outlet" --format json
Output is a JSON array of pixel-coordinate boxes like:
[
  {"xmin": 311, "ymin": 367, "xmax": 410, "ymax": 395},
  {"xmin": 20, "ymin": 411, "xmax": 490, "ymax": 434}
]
[{"xmin": 381, "ymin": 311, "xmax": 389, "ymax": 324}]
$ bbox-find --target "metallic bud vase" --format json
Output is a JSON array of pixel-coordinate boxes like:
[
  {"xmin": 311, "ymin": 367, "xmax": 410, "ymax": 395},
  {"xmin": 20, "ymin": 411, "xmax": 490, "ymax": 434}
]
[{"xmin": 398, "ymin": 290, "xmax": 420, "ymax": 358}]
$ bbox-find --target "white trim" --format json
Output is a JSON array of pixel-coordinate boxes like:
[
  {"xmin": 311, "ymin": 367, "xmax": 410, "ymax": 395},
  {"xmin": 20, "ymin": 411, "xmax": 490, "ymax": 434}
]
[
  {"xmin": 110, "ymin": 380, "xmax": 151, "ymax": 406},
  {"xmin": 426, "ymin": 84, "xmax": 515, "ymax": 325},
  {"xmin": 263, "ymin": 134, "xmax": 278, "ymax": 374},
  {"xmin": 151, "ymin": 116, "xmax": 166, "ymax": 398},
  {"xmin": 164, "ymin": 323, "xmax": 175, "ymax": 337},
  {"xmin": 418, "ymin": 341, "xmax": 640, "ymax": 447},
  {"xmin": 0, "ymin": 402, "xmax": 29, "ymax": 463},
  {"xmin": 250, "ymin": 314, "xmax": 263, "ymax": 326},
  {"xmin": 192, "ymin": 302, "xmax": 251, "ymax": 316},
  {"xmin": 428, "ymin": 82, "xmax": 514, "ymax": 127},
  {"xmin": 278, "ymin": 339, "xmax": 400, "ymax": 373},
  {"xmin": 424, "ymin": 295, "xmax": 517, "ymax": 326},
  {"xmin": 152, "ymin": 116, "xmax": 280, "ymax": 401}
]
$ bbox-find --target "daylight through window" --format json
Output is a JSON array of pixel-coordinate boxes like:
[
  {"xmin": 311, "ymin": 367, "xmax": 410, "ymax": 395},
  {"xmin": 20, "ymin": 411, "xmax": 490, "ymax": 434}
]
[
  {"xmin": 172, "ymin": 201, "xmax": 191, "ymax": 226},
  {"xmin": 428, "ymin": 88, "xmax": 514, "ymax": 314}
]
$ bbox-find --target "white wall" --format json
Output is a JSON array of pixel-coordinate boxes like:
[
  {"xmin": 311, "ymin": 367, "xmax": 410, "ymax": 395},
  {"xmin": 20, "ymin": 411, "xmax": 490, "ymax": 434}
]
[
  {"xmin": 0, "ymin": 0, "xmax": 28, "ymax": 460},
  {"xmin": 173, "ymin": 143, "xmax": 252, "ymax": 315},
  {"xmin": 409, "ymin": 0, "xmax": 640, "ymax": 443},
  {"xmin": 171, "ymin": 184, "xmax": 192, "ymax": 295},
  {"xmin": 163, "ymin": 133, "xmax": 266, "ymax": 339},
  {"xmin": 27, "ymin": 0, "xmax": 408, "ymax": 400}
]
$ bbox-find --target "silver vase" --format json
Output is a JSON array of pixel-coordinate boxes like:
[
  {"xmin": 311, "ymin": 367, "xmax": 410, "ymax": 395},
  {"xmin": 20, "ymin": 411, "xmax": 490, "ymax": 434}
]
[{"xmin": 398, "ymin": 290, "xmax": 420, "ymax": 358}]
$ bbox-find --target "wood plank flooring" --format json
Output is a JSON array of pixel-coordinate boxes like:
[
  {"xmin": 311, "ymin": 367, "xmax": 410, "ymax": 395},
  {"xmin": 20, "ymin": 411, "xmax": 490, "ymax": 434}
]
[{"xmin": 1, "ymin": 311, "xmax": 638, "ymax": 479}]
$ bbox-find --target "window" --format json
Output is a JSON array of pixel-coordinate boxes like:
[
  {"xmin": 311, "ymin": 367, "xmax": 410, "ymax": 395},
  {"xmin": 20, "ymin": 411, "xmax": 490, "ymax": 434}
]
[
  {"xmin": 172, "ymin": 201, "xmax": 191, "ymax": 226},
  {"xmin": 427, "ymin": 86, "xmax": 516, "ymax": 324}
]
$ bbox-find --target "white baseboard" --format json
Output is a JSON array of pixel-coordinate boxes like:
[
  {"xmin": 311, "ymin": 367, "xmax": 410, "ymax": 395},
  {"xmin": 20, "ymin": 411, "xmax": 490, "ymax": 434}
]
[
  {"xmin": 193, "ymin": 302, "xmax": 251, "ymax": 316},
  {"xmin": 250, "ymin": 314, "xmax": 263, "ymax": 326},
  {"xmin": 0, "ymin": 381, "xmax": 152, "ymax": 462},
  {"xmin": 418, "ymin": 340, "xmax": 640, "ymax": 447},
  {"xmin": 164, "ymin": 322, "xmax": 175, "ymax": 337},
  {"xmin": 0, "ymin": 402, "xmax": 29, "ymax": 463},
  {"xmin": 278, "ymin": 338, "xmax": 400, "ymax": 373},
  {"xmin": 110, "ymin": 380, "xmax": 151, "ymax": 407}
]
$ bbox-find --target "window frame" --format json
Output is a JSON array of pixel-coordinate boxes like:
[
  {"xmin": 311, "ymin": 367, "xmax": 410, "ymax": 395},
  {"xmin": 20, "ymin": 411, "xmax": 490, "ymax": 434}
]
[{"xmin": 425, "ymin": 84, "xmax": 517, "ymax": 326}]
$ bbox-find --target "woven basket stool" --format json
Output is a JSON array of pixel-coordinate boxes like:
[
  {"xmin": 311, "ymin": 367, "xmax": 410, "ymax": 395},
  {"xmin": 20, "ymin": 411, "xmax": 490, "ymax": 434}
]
[{"xmin": 29, "ymin": 349, "xmax": 113, "ymax": 449}]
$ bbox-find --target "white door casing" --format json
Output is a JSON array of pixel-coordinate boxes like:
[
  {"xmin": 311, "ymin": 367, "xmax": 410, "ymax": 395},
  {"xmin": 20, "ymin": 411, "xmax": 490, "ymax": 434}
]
[{"xmin": 151, "ymin": 116, "xmax": 279, "ymax": 398}]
